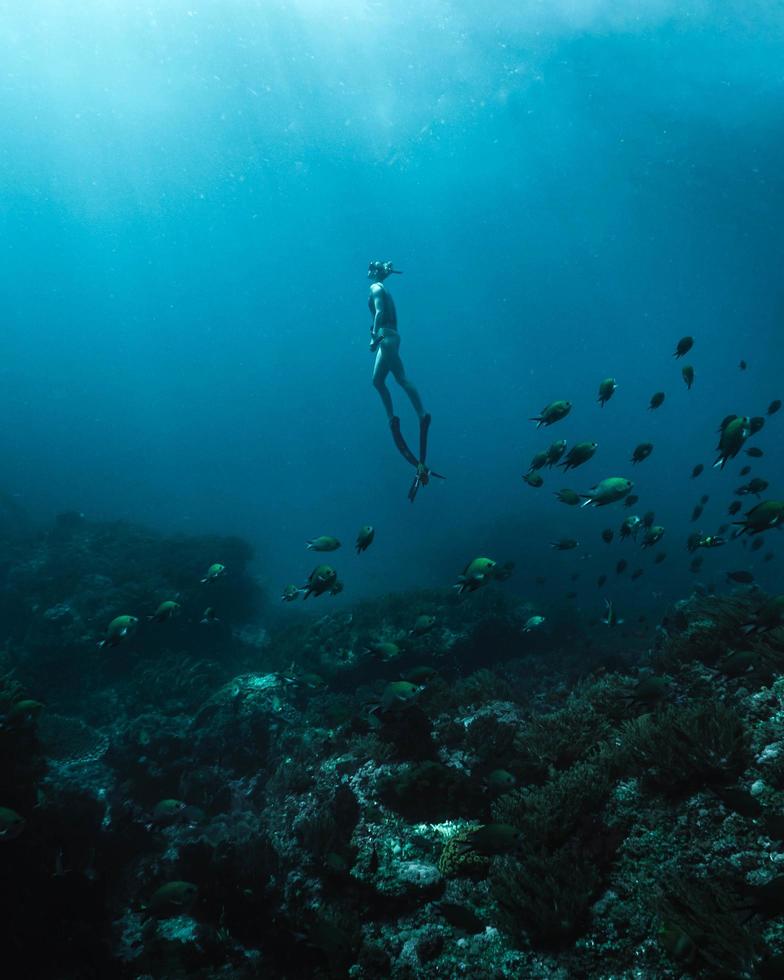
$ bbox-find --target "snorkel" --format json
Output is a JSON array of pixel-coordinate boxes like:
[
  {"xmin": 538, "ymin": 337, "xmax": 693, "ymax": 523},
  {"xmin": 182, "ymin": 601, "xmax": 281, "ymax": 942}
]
[{"xmin": 368, "ymin": 260, "xmax": 403, "ymax": 280}]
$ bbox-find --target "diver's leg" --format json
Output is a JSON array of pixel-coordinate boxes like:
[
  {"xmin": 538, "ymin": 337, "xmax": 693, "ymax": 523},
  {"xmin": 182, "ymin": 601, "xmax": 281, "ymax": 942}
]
[
  {"xmin": 372, "ymin": 347, "xmax": 395, "ymax": 420},
  {"xmin": 389, "ymin": 346, "xmax": 426, "ymax": 420},
  {"xmin": 374, "ymin": 340, "xmax": 418, "ymax": 466}
]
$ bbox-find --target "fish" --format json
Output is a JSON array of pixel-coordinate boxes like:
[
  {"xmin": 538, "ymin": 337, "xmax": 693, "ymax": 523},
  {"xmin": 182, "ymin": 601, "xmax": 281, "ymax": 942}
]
[
  {"xmin": 649, "ymin": 391, "xmax": 665, "ymax": 410},
  {"xmin": 601, "ymin": 528, "xmax": 614, "ymax": 543},
  {"xmin": 619, "ymin": 515, "xmax": 641, "ymax": 540},
  {"xmin": 739, "ymin": 360, "xmax": 747, "ymax": 370},
  {"xmin": 455, "ymin": 557, "xmax": 497, "ymax": 595},
  {"xmin": 559, "ymin": 442, "xmax": 598, "ymax": 471},
  {"xmin": 749, "ymin": 416, "xmax": 765, "ymax": 435},
  {"xmin": 598, "ymin": 377, "xmax": 617, "ymax": 407},
  {"xmin": 736, "ymin": 478, "xmax": 769, "ymax": 498},
  {"xmin": 410, "ymin": 614, "xmax": 436, "ymax": 636},
  {"xmin": 302, "ymin": 565, "xmax": 338, "ymax": 599},
  {"xmin": 631, "ymin": 568, "xmax": 644, "ymax": 580},
  {"xmin": 654, "ymin": 552, "xmax": 667, "ymax": 564},
  {"xmin": 201, "ymin": 562, "xmax": 226, "ymax": 584},
  {"xmin": 745, "ymin": 447, "xmax": 764, "ymax": 458},
  {"xmin": 768, "ymin": 399, "xmax": 781, "ymax": 416},
  {"xmin": 616, "ymin": 559, "xmax": 627, "ymax": 575},
  {"xmin": 691, "ymin": 464, "xmax": 704, "ymax": 478},
  {"xmin": 728, "ymin": 501, "xmax": 742, "ymax": 516},
  {"xmin": 580, "ymin": 477, "xmax": 634, "ymax": 508},
  {"xmin": 148, "ymin": 600, "xmax": 181, "ymax": 623},
  {"xmin": 528, "ymin": 449, "xmax": 547, "ymax": 473},
  {"xmin": 5, "ymin": 699, "xmax": 45, "ymax": 726},
  {"xmin": 631, "ymin": 442, "xmax": 654, "ymax": 464},
  {"xmin": 307, "ymin": 536, "xmax": 341, "ymax": 552},
  {"xmin": 546, "ymin": 440, "xmax": 567, "ymax": 466},
  {"xmin": 714, "ymin": 416, "xmax": 750, "ymax": 469},
  {"xmin": 528, "ymin": 450, "xmax": 549, "ymax": 472},
  {"xmin": 739, "ymin": 465, "xmax": 751, "ymax": 476},
  {"xmin": 356, "ymin": 526, "xmax": 375, "ymax": 554},
  {"xmin": 522, "ymin": 471, "xmax": 544, "ymax": 488},
  {"xmin": 741, "ymin": 595, "xmax": 784, "ymax": 633},
  {"xmin": 601, "ymin": 598, "xmax": 623, "ymax": 627},
  {"xmin": 624, "ymin": 494, "xmax": 640, "ymax": 508},
  {"xmin": 681, "ymin": 365, "xmax": 695, "ymax": 389},
  {"xmin": 0, "ymin": 807, "xmax": 26, "ymax": 842},
  {"xmin": 673, "ymin": 335, "xmax": 694, "ymax": 358},
  {"xmin": 555, "ymin": 488, "xmax": 581, "ymax": 506},
  {"xmin": 98, "ymin": 614, "xmax": 138, "ymax": 650},
  {"xmin": 530, "ymin": 400, "xmax": 572, "ymax": 428},
  {"xmin": 641, "ymin": 525, "xmax": 665, "ymax": 549},
  {"xmin": 378, "ymin": 681, "xmax": 421, "ymax": 712},
  {"xmin": 733, "ymin": 500, "xmax": 784, "ymax": 535},
  {"xmin": 726, "ymin": 570, "xmax": 754, "ymax": 584},
  {"xmin": 366, "ymin": 642, "xmax": 401, "ymax": 663},
  {"xmin": 690, "ymin": 504, "xmax": 703, "ymax": 523},
  {"xmin": 523, "ymin": 615, "xmax": 546, "ymax": 632},
  {"xmin": 551, "ymin": 538, "xmax": 578, "ymax": 551},
  {"xmin": 281, "ymin": 584, "xmax": 302, "ymax": 602},
  {"xmin": 200, "ymin": 606, "xmax": 220, "ymax": 624}
]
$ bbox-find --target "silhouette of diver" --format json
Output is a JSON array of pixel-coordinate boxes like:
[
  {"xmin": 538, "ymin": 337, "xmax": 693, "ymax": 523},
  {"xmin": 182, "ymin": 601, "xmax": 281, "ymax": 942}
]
[{"xmin": 368, "ymin": 260, "xmax": 444, "ymax": 501}]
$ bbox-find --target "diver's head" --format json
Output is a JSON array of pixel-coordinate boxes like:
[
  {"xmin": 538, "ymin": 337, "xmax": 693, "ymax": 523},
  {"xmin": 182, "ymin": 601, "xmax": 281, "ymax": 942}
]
[{"xmin": 368, "ymin": 260, "xmax": 402, "ymax": 281}]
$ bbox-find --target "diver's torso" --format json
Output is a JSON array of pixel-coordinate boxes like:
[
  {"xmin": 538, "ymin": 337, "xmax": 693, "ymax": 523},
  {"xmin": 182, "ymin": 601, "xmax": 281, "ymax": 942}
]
[{"xmin": 369, "ymin": 284, "xmax": 397, "ymax": 329}]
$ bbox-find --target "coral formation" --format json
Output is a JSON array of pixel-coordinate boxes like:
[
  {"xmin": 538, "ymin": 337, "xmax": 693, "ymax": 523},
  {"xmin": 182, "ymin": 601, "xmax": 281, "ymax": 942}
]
[{"xmin": 3, "ymin": 515, "xmax": 784, "ymax": 977}]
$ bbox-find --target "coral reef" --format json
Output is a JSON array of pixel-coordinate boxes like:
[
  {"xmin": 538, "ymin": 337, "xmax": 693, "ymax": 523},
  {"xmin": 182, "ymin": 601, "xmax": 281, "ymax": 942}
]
[{"xmin": 3, "ymin": 516, "xmax": 784, "ymax": 977}]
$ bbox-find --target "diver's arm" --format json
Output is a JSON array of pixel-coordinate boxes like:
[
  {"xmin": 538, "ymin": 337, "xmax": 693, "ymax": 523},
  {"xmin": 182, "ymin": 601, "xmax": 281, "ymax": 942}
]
[{"xmin": 369, "ymin": 286, "xmax": 385, "ymax": 347}]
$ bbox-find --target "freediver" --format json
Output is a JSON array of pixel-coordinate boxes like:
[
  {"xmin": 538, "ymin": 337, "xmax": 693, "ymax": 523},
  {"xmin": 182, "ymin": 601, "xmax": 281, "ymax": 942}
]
[{"xmin": 367, "ymin": 259, "xmax": 443, "ymax": 501}]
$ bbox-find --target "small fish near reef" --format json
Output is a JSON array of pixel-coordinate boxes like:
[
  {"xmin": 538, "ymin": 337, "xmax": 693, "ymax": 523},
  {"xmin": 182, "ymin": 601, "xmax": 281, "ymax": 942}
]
[
  {"xmin": 355, "ymin": 526, "xmax": 375, "ymax": 554},
  {"xmin": 307, "ymin": 536, "xmax": 341, "ymax": 552},
  {"xmin": 530, "ymin": 400, "xmax": 572, "ymax": 428},
  {"xmin": 455, "ymin": 557, "xmax": 497, "ymax": 595},
  {"xmin": 148, "ymin": 600, "xmax": 181, "ymax": 623},
  {"xmin": 673, "ymin": 335, "xmax": 694, "ymax": 358},
  {"xmin": 302, "ymin": 565, "xmax": 340, "ymax": 599},
  {"xmin": 601, "ymin": 599, "xmax": 623, "ymax": 627},
  {"xmin": 0, "ymin": 806, "xmax": 25, "ymax": 842},
  {"xmin": 580, "ymin": 477, "xmax": 634, "ymax": 508},
  {"xmin": 559, "ymin": 442, "xmax": 598, "ymax": 471},
  {"xmin": 201, "ymin": 562, "xmax": 226, "ymax": 584},
  {"xmin": 98, "ymin": 615, "xmax": 138, "ymax": 650},
  {"xmin": 598, "ymin": 377, "xmax": 617, "ymax": 407}
]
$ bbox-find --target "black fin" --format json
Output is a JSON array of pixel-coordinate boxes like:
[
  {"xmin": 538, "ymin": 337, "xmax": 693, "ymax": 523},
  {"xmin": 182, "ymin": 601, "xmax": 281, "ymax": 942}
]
[
  {"xmin": 419, "ymin": 413, "xmax": 432, "ymax": 464},
  {"xmin": 390, "ymin": 416, "xmax": 418, "ymax": 467}
]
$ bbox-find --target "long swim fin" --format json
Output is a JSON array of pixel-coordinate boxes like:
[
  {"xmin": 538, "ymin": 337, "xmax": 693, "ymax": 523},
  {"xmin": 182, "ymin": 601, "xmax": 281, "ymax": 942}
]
[
  {"xmin": 419, "ymin": 413, "xmax": 431, "ymax": 465},
  {"xmin": 390, "ymin": 416, "xmax": 419, "ymax": 468}
]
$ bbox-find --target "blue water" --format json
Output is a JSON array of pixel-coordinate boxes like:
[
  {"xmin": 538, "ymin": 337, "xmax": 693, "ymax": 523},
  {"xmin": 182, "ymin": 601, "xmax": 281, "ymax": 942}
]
[{"xmin": 1, "ymin": 1, "xmax": 783, "ymax": 610}]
